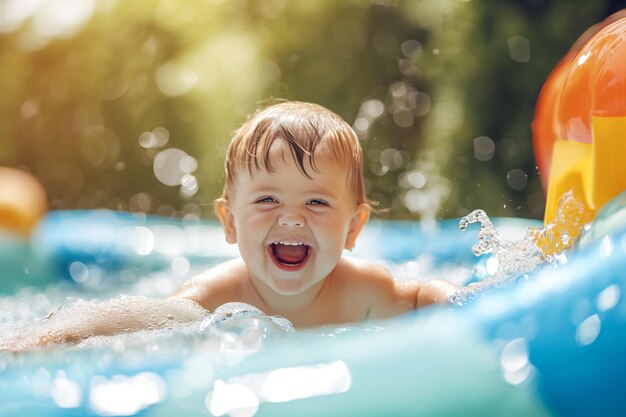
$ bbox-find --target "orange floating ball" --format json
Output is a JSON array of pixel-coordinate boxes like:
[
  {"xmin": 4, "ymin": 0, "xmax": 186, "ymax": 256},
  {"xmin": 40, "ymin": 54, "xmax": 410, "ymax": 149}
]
[{"xmin": 0, "ymin": 167, "xmax": 48, "ymax": 237}]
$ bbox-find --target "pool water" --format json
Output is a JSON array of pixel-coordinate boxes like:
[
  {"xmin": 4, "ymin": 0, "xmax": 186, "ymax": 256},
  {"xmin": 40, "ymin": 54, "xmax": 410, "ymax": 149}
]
[{"xmin": 0, "ymin": 208, "xmax": 625, "ymax": 417}]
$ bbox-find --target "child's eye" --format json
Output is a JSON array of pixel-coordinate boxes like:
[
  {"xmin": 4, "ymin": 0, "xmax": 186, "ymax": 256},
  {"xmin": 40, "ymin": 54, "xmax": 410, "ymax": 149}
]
[
  {"xmin": 307, "ymin": 199, "xmax": 328, "ymax": 206},
  {"xmin": 255, "ymin": 196, "xmax": 276, "ymax": 203}
]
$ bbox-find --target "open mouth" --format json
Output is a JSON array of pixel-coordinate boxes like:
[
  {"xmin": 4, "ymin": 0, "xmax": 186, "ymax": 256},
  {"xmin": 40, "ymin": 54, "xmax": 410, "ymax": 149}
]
[{"xmin": 268, "ymin": 242, "xmax": 311, "ymax": 271}]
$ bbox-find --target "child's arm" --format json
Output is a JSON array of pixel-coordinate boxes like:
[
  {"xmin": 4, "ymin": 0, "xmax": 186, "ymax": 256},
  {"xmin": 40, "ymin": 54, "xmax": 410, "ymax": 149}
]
[
  {"xmin": 5, "ymin": 259, "xmax": 245, "ymax": 351},
  {"xmin": 414, "ymin": 280, "xmax": 458, "ymax": 308},
  {"xmin": 5, "ymin": 295, "xmax": 208, "ymax": 351},
  {"xmin": 344, "ymin": 260, "xmax": 456, "ymax": 320}
]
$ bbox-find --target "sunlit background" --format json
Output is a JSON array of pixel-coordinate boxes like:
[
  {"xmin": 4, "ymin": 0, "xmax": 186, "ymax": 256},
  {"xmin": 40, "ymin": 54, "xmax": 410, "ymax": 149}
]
[{"xmin": 0, "ymin": 0, "xmax": 621, "ymax": 221}]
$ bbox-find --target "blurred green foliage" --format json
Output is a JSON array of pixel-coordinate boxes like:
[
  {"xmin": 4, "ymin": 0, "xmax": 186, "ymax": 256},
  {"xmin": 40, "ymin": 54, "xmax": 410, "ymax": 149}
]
[{"xmin": 0, "ymin": 0, "xmax": 612, "ymax": 220}]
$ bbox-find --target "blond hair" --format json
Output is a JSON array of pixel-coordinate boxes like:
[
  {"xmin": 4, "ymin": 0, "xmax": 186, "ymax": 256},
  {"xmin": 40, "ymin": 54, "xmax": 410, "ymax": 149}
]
[{"xmin": 221, "ymin": 101, "xmax": 367, "ymax": 205}]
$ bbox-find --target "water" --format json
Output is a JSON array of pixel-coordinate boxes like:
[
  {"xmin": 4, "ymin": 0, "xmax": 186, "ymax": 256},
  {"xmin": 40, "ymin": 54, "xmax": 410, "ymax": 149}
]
[
  {"xmin": 452, "ymin": 190, "xmax": 588, "ymax": 305},
  {"xmin": 0, "ymin": 196, "xmax": 598, "ymax": 417}
]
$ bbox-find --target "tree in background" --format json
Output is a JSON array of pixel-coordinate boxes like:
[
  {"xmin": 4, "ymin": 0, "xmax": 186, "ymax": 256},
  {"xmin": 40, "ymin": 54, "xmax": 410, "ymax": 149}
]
[{"xmin": 0, "ymin": 0, "xmax": 611, "ymax": 220}]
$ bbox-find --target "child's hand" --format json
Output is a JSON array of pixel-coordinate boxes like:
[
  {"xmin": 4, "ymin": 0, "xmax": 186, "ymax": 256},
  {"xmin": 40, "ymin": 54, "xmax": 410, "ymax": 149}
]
[{"xmin": 416, "ymin": 280, "xmax": 458, "ymax": 308}]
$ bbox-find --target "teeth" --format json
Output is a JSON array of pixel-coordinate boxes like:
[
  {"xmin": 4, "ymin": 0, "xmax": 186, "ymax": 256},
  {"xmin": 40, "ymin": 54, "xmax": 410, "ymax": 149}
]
[{"xmin": 276, "ymin": 241, "xmax": 305, "ymax": 246}]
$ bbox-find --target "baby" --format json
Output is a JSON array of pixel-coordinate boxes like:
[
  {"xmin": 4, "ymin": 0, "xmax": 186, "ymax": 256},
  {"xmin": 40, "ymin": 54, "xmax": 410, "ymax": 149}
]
[
  {"xmin": 10, "ymin": 101, "xmax": 456, "ymax": 349},
  {"xmin": 174, "ymin": 101, "xmax": 455, "ymax": 327}
]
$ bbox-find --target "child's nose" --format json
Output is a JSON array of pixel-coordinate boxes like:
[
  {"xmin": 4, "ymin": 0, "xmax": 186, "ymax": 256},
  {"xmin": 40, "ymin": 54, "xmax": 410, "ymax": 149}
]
[{"xmin": 278, "ymin": 213, "xmax": 305, "ymax": 228}]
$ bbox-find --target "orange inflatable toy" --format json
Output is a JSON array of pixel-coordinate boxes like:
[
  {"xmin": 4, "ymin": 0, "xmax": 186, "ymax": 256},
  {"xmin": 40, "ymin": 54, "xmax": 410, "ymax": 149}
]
[
  {"xmin": 533, "ymin": 13, "xmax": 626, "ymax": 225},
  {"xmin": 0, "ymin": 167, "xmax": 47, "ymax": 237}
]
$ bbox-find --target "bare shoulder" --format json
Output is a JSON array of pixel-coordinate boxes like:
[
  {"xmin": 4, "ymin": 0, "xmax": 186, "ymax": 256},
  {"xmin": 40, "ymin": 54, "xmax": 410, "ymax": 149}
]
[
  {"xmin": 337, "ymin": 257, "xmax": 450, "ymax": 319},
  {"xmin": 172, "ymin": 258, "xmax": 247, "ymax": 311}
]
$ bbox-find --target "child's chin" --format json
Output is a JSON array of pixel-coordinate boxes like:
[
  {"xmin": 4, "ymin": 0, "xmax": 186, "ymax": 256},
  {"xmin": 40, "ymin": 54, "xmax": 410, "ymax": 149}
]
[
  {"xmin": 268, "ymin": 276, "xmax": 310, "ymax": 295},
  {"xmin": 266, "ymin": 260, "xmax": 311, "ymax": 294}
]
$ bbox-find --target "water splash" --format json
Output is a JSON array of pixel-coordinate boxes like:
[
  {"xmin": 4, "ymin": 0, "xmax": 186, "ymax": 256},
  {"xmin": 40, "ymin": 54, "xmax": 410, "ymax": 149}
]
[
  {"xmin": 205, "ymin": 302, "xmax": 294, "ymax": 334},
  {"xmin": 452, "ymin": 190, "xmax": 590, "ymax": 305},
  {"xmin": 453, "ymin": 210, "xmax": 545, "ymax": 304},
  {"xmin": 529, "ymin": 190, "xmax": 592, "ymax": 256}
]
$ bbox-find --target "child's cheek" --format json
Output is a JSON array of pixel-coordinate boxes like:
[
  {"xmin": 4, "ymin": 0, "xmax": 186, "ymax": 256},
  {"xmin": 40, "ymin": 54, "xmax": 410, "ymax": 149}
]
[
  {"xmin": 245, "ymin": 211, "xmax": 271, "ymax": 227},
  {"xmin": 315, "ymin": 217, "xmax": 349, "ymax": 248}
]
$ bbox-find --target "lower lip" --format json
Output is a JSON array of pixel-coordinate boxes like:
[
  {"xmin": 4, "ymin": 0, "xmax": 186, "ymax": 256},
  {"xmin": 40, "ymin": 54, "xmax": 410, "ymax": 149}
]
[{"xmin": 267, "ymin": 245, "xmax": 311, "ymax": 272}]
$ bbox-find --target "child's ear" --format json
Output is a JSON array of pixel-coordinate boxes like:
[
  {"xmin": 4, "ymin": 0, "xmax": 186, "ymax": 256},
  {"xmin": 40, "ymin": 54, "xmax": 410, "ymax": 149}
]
[
  {"xmin": 215, "ymin": 198, "xmax": 237, "ymax": 244},
  {"xmin": 345, "ymin": 203, "xmax": 370, "ymax": 251}
]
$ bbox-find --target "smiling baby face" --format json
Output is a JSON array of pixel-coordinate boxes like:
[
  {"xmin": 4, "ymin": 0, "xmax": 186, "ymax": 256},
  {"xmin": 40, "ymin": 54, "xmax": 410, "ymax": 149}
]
[{"xmin": 218, "ymin": 139, "xmax": 369, "ymax": 296}]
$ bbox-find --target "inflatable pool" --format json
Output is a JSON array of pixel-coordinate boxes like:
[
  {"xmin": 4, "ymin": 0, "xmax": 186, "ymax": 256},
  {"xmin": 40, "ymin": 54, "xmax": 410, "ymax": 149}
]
[{"xmin": 0, "ymin": 203, "xmax": 625, "ymax": 417}]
